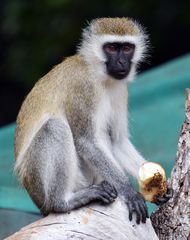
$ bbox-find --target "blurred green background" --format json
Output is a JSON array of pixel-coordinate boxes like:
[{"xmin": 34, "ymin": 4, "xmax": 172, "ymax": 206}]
[{"xmin": 0, "ymin": 0, "xmax": 190, "ymax": 238}]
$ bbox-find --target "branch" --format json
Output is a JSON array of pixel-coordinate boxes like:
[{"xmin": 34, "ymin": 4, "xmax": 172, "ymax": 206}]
[
  {"xmin": 151, "ymin": 89, "xmax": 190, "ymax": 239},
  {"xmin": 6, "ymin": 199, "xmax": 158, "ymax": 239}
]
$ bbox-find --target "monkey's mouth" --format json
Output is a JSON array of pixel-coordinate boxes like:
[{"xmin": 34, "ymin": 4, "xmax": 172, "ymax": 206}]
[
  {"xmin": 111, "ymin": 71, "xmax": 128, "ymax": 80},
  {"xmin": 117, "ymin": 70, "xmax": 128, "ymax": 77},
  {"xmin": 107, "ymin": 67, "xmax": 128, "ymax": 80},
  {"xmin": 118, "ymin": 70, "xmax": 127, "ymax": 75}
]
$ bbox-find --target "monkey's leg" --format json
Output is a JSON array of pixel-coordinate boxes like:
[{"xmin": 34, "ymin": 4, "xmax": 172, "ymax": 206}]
[
  {"xmin": 52, "ymin": 180, "xmax": 117, "ymax": 213},
  {"xmin": 23, "ymin": 118, "xmax": 117, "ymax": 216}
]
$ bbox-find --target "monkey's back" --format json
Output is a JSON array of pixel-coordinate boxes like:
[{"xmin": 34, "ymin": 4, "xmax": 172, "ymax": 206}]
[{"xmin": 15, "ymin": 54, "xmax": 98, "ymax": 162}]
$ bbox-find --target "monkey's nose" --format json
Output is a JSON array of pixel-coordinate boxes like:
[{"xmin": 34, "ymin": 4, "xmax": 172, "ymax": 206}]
[
  {"xmin": 118, "ymin": 59, "xmax": 128, "ymax": 69},
  {"xmin": 118, "ymin": 59, "xmax": 126, "ymax": 65}
]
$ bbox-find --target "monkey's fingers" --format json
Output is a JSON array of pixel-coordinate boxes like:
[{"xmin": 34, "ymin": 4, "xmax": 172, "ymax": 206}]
[
  {"xmin": 155, "ymin": 187, "xmax": 173, "ymax": 205},
  {"xmin": 101, "ymin": 180, "xmax": 118, "ymax": 198},
  {"xmin": 134, "ymin": 202, "xmax": 142, "ymax": 224},
  {"xmin": 128, "ymin": 203, "xmax": 142, "ymax": 224},
  {"xmin": 139, "ymin": 202, "xmax": 149, "ymax": 222},
  {"xmin": 91, "ymin": 188, "xmax": 116, "ymax": 204},
  {"xmin": 96, "ymin": 196, "xmax": 113, "ymax": 204},
  {"xmin": 127, "ymin": 198, "xmax": 148, "ymax": 224},
  {"xmin": 165, "ymin": 187, "xmax": 174, "ymax": 198},
  {"xmin": 128, "ymin": 202, "xmax": 134, "ymax": 222},
  {"xmin": 135, "ymin": 200, "xmax": 148, "ymax": 224}
]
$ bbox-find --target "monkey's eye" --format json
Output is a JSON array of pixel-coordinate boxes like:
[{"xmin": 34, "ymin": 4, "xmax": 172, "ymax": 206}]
[
  {"xmin": 104, "ymin": 44, "xmax": 118, "ymax": 54},
  {"xmin": 123, "ymin": 43, "xmax": 135, "ymax": 53}
]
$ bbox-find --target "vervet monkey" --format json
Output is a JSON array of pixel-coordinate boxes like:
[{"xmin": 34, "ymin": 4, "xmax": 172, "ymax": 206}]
[{"xmin": 15, "ymin": 18, "xmax": 170, "ymax": 224}]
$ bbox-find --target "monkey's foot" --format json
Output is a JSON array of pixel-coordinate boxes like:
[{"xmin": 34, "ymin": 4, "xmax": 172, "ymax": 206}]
[
  {"xmin": 52, "ymin": 181, "xmax": 118, "ymax": 214},
  {"xmin": 154, "ymin": 187, "xmax": 174, "ymax": 205},
  {"xmin": 89, "ymin": 180, "xmax": 118, "ymax": 204}
]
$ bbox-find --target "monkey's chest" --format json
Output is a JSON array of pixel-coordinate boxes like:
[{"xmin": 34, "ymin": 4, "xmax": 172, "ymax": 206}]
[{"xmin": 96, "ymin": 91, "xmax": 126, "ymax": 143}]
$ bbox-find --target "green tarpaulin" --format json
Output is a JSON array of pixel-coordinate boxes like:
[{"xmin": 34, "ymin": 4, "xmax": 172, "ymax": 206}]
[{"xmin": 0, "ymin": 53, "xmax": 190, "ymax": 214}]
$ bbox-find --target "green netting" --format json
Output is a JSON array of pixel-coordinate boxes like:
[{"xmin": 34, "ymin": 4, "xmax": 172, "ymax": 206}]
[
  {"xmin": 0, "ymin": 124, "xmax": 38, "ymax": 212},
  {"xmin": 0, "ymin": 53, "xmax": 190, "ymax": 213}
]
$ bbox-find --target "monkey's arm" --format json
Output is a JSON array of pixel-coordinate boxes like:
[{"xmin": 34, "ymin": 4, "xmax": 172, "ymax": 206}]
[
  {"xmin": 113, "ymin": 137, "xmax": 146, "ymax": 179},
  {"xmin": 76, "ymin": 137, "xmax": 148, "ymax": 224}
]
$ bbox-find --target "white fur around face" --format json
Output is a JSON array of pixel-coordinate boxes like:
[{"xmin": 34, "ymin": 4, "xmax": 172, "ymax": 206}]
[{"xmin": 79, "ymin": 34, "xmax": 146, "ymax": 81}]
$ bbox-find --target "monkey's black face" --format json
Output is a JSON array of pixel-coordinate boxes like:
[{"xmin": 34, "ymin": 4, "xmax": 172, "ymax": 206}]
[{"xmin": 103, "ymin": 42, "xmax": 135, "ymax": 80}]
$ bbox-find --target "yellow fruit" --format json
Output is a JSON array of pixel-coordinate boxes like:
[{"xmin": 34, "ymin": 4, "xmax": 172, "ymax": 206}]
[{"xmin": 139, "ymin": 162, "xmax": 167, "ymax": 202}]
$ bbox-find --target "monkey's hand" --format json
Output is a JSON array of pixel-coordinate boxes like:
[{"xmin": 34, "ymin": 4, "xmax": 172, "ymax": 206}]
[
  {"xmin": 123, "ymin": 187, "xmax": 149, "ymax": 224},
  {"xmin": 154, "ymin": 186, "xmax": 173, "ymax": 205}
]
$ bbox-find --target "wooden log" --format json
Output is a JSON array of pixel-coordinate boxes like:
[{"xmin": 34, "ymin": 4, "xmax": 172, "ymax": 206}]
[
  {"xmin": 6, "ymin": 199, "xmax": 158, "ymax": 240},
  {"xmin": 151, "ymin": 89, "xmax": 190, "ymax": 239}
]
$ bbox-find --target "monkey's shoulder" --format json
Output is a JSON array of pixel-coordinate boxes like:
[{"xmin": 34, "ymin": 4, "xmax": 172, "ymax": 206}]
[
  {"xmin": 15, "ymin": 54, "xmax": 95, "ymax": 136},
  {"xmin": 60, "ymin": 55, "xmax": 100, "ymax": 98},
  {"xmin": 56, "ymin": 54, "xmax": 89, "ymax": 80}
]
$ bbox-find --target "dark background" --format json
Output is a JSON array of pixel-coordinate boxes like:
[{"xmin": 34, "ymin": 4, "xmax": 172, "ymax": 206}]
[{"xmin": 0, "ymin": 0, "xmax": 190, "ymax": 127}]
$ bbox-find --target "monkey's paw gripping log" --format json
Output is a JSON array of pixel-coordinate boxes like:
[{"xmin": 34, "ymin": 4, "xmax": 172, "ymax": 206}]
[
  {"xmin": 124, "ymin": 188, "xmax": 149, "ymax": 224},
  {"xmin": 89, "ymin": 180, "xmax": 118, "ymax": 204}
]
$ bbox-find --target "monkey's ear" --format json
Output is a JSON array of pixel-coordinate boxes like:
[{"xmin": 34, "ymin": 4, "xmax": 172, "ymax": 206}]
[
  {"xmin": 83, "ymin": 25, "xmax": 92, "ymax": 39},
  {"xmin": 85, "ymin": 26, "xmax": 91, "ymax": 34},
  {"xmin": 82, "ymin": 19, "xmax": 97, "ymax": 39}
]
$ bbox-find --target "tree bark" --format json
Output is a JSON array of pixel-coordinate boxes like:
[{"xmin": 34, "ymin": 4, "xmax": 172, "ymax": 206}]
[{"xmin": 151, "ymin": 89, "xmax": 190, "ymax": 240}]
